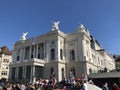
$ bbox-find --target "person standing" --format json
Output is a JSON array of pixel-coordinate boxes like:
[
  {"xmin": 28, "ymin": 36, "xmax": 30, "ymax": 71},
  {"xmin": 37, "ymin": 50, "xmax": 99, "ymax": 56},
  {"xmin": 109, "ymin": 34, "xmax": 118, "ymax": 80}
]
[
  {"xmin": 82, "ymin": 80, "xmax": 88, "ymax": 90},
  {"xmin": 112, "ymin": 83, "xmax": 119, "ymax": 90},
  {"xmin": 102, "ymin": 82, "xmax": 109, "ymax": 90}
]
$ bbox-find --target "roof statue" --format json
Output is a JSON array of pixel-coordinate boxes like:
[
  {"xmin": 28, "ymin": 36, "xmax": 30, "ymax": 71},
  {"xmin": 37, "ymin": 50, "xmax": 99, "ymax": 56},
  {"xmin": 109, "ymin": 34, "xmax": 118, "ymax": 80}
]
[
  {"xmin": 76, "ymin": 24, "xmax": 86, "ymax": 32},
  {"xmin": 20, "ymin": 32, "xmax": 28, "ymax": 41},
  {"xmin": 78, "ymin": 24, "xmax": 90, "ymax": 35},
  {"xmin": 79, "ymin": 24, "xmax": 85, "ymax": 30},
  {"xmin": 52, "ymin": 21, "xmax": 60, "ymax": 31}
]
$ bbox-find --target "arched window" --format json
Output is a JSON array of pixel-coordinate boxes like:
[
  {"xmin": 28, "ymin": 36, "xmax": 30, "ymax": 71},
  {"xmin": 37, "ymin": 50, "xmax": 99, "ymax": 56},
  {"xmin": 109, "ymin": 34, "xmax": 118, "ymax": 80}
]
[
  {"xmin": 89, "ymin": 68, "xmax": 92, "ymax": 74},
  {"xmin": 51, "ymin": 48, "xmax": 55, "ymax": 60},
  {"xmin": 17, "ymin": 49, "xmax": 20, "ymax": 61},
  {"xmin": 70, "ymin": 50, "xmax": 75, "ymax": 60},
  {"xmin": 60, "ymin": 49, "xmax": 63, "ymax": 60},
  {"xmin": 69, "ymin": 67, "xmax": 76, "ymax": 82},
  {"xmin": 61, "ymin": 68, "xmax": 64, "ymax": 80},
  {"xmin": 50, "ymin": 67, "xmax": 55, "ymax": 77},
  {"xmin": 71, "ymin": 67, "xmax": 76, "ymax": 77}
]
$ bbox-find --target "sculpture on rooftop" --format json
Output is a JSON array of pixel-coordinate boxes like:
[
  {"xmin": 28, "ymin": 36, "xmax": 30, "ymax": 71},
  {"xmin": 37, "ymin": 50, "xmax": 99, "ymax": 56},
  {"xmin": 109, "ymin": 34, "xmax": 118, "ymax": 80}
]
[
  {"xmin": 20, "ymin": 32, "xmax": 28, "ymax": 41},
  {"xmin": 79, "ymin": 24, "xmax": 85, "ymax": 30},
  {"xmin": 52, "ymin": 21, "xmax": 60, "ymax": 31}
]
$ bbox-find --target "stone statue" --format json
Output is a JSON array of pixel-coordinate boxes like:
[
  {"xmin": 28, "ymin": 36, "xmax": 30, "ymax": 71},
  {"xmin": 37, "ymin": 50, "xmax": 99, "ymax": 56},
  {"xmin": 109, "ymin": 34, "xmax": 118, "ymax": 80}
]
[
  {"xmin": 20, "ymin": 32, "xmax": 28, "ymax": 41},
  {"xmin": 52, "ymin": 21, "xmax": 60, "ymax": 31},
  {"xmin": 77, "ymin": 24, "xmax": 86, "ymax": 32},
  {"xmin": 79, "ymin": 24, "xmax": 85, "ymax": 30}
]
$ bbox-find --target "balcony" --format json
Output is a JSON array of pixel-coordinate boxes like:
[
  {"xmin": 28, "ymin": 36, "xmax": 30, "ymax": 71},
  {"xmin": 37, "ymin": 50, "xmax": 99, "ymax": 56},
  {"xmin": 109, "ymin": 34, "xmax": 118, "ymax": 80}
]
[{"xmin": 10, "ymin": 58, "xmax": 46, "ymax": 66}]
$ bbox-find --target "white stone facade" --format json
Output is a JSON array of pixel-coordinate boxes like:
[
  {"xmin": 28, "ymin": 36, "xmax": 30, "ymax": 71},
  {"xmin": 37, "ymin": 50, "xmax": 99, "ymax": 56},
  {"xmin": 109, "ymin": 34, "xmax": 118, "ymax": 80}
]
[{"xmin": 9, "ymin": 24, "xmax": 115, "ymax": 83}]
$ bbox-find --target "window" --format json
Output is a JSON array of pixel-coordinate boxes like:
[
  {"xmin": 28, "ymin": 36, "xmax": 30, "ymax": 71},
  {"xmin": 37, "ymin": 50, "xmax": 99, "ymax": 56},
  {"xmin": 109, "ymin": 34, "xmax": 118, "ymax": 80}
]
[
  {"xmin": 69, "ymin": 67, "xmax": 76, "ymax": 80},
  {"xmin": 51, "ymin": 41, "xmax": 55, "ymax": 47},
  {"xmin": 26, "ymin": 66, "xmax": 31, "ymax": 80},
  {"xmin": 38, "ymin": 43, "xmax": 44, "ymax": 59},
  {"xmin": 51, "ymin": 48, "xmax": 55, "ymax": 60},
  {"xmin": 31, "ymin": 47, "xmax": 34, "ymax": 59},
  {"xmin": 60, "ymin": 49, "xmax": 63, "ymax": 60},
  {"xmin": 70, "ymin": 67, "xmax": 76, "ymax": 77},
  {"xmin": 50, "ymin": 67, "xmax": 55, "ymax": 77},
  {"xmin": 6, "ymin": 67, "xmax": 8, "ymax": 69},
  {"xmin": 1, "ymin": 71, "xmax": 7, "ymax": 75},
  {"xmin": 89, "ymin": 68, "xmax": 92, "ymax": 74},
  {"xmin": 38, "ymin": 53, "xmax": 40, "ymax": 59},
  {"xmin": 17, "ymin": 49, "xmax": 20, "ymax": 61},
  {"xmin": 3, "ymin": 59, "xmax": 9, "ymax": 63},
  {"xmin": 17, "ymin": 56, "xmax": 20, "ymax": 61},
  {"xmin": 25, "ymin": 47, "xmax": 30, "ymax": 59},
  {"xmin": 61, "ymin": 68, "xmax": 64, "ymax": 80},
  {"xmin": 11, "ymin": 68, "xmax": 16, "ymax": 80},
  {"xmin": 70, "ymin": 50, "xmax": 75, "ymax": 60},
  {"xmin": 18, "ymin": 67, "xmax": 23, "ymax": 79}
]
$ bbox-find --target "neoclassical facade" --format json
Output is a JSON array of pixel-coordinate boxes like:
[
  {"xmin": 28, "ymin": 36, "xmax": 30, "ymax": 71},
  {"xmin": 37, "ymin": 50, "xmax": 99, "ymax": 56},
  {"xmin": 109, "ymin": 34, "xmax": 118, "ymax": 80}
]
[{"xmin": 9, "ymin": 22, "xmax": 115, "ymax": 83}]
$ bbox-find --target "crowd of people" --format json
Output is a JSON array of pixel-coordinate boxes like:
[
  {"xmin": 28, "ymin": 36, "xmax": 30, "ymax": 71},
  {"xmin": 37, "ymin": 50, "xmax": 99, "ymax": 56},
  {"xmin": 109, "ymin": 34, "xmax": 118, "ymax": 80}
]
[
  {"xmin": 102, "ymin": 82, "xmax": 120, "ymax": 90},
  {"xmin": 0, "ymin": 76, "xmax": 120, "ymax": 90},
  {"xmin": 0, "ymin": 77, "xmax": 57, "ymax": 90},
  {"xmin": 0, "ymin": 75, "xmax": 90, "ymax": 90}
]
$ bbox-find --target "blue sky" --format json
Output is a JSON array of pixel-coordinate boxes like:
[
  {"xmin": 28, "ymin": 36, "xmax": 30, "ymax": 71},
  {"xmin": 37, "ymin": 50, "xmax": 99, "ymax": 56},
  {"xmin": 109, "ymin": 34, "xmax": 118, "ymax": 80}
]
[{"xmin": 0, "ymin": 0, "xmax": 120, "ymax": 54}]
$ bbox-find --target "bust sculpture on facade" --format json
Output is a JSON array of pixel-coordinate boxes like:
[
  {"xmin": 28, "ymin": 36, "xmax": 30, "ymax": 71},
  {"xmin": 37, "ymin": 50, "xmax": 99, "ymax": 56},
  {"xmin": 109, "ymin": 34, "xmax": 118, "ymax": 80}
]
[
  {"xmin": 20, "ymin": 32, "xmax": 28, "ymax": 41},
  {"xmin": 52, "ymin": 21, "xmax": 60, "ymax": 31}
]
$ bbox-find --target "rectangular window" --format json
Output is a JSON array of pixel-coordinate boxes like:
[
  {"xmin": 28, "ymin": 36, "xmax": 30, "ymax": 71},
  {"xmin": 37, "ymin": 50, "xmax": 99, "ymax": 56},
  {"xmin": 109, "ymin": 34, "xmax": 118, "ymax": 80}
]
[
  {"xmin": 17, "ymin": 56, "xmax": 20, "ymax": 61},
  {"xmin": 3, "ymin": 59, "xmax": 9, "ymax": 63}
]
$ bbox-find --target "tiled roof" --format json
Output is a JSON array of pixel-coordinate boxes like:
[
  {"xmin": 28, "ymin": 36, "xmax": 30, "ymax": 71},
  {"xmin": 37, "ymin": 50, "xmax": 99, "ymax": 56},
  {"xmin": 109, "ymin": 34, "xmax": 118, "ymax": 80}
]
[{"xmin": 0, "ymin": 46, "xmax": 12, "ymax": 55}]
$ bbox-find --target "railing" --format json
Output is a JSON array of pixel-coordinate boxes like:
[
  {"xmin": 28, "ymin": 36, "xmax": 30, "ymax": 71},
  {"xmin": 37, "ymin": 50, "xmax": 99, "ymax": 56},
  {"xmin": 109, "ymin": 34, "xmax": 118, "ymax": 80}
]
[{"xmin": 10, "ymin": 58, "xmax": 46, "ymax": 64}]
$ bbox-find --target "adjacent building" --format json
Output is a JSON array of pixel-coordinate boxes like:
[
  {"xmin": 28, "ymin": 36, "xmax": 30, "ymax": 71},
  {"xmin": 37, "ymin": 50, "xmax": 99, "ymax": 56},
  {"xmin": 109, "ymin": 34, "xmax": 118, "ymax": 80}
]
[
  {"xmin": 0, "ymin": 46, "xmax": 12, "ymax": 80},
  {"xmin": 9, "ymin": 22, "xmax": 115, "ymax": 83}
]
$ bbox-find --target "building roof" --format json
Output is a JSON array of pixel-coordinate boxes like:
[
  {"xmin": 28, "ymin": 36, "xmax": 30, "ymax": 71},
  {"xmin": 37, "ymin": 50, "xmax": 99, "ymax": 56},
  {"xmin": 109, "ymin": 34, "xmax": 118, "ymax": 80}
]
[{"xmin": 0, "ymin": 46, "xmax": 12, "ymax": 55}]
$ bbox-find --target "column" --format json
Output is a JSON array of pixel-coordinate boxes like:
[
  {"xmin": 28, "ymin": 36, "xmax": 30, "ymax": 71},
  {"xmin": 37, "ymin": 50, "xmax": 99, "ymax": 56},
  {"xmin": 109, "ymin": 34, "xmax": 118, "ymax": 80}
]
[
  {"xmin": 57, "ymin": 40, "xmax": 60, "ymax": 61},
  {"xmin": 82, "ymin": 39, "xmax": 86, "ymax": 60},
  {"xmin": 36, "ymin": 44, "xmax": 38, "ymax": 59},
  {"xmin": 30, "ymin": 65, "xmax": 35, "ymax": 83},
  {"xmin": 54, "ymin": 40, "xmax": 58, "ymax": 61},
  {"xmin": 33, "ymin": 44, "xmax": 35, "ymax": 58},
  {"xmin": 20, "ymin": 47, "xmax": 23, "ymax": 61},
  {"xmin": 15, "ymin": 67, "xmax": 19, "ymax": 79},
  {"xmin": 65, "ymin": 42, "xmax": 68, "ymax": 60},
  {"xmin": 44, "ymin": 42, "xmax": 46, "ymax": 59},
  {"xmin": 77, "ymin": 38, "xmax": 80, "ymax": 61},
  {"xmin": 30, "ymin": 65, "xmax": 33, "ymax": 82},
  {"xmin": 9, "ymin": 67, "xmax": 12, "ymax": 80},
  {"xmin": 46, "ymin": 42, "xmax": 49, "ymax": 60},
  {"xmin": 75, "ymin": 40, "xmax": 78, "ymax": 61},
  {"xmin": 29, "ymin": 45, "xmax": 32, "ymax": 60},
  {"xmin": 22, "ymin": 66, "xmax": 26, "ymax": 79},
  {"xmin": 23, "ymin": 47, "xmax": 25, "ymax": 60},
  {"xmin": 24, "ymin": 66, "xmax": 26, "ymax": 78},
  {"xmin": 33, "ymin": 65, "xmax": 36, "ymax": 83}
]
